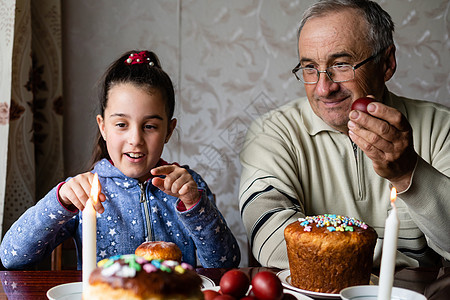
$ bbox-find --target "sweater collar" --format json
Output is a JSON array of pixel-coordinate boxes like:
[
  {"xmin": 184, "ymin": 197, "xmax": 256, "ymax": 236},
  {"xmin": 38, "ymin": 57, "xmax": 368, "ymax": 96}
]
[
  {"xmin": 300, "ymin": 90, "xmax": 397, "ymax": 136},
  {"xmin": 300, "ymin": 98, "xmax": 341, "ymax": 136}
]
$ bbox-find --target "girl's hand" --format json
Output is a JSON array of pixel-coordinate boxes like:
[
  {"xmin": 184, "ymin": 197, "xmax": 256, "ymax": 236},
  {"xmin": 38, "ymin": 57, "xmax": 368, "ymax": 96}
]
[
  {"xmin": 58, "ymin": 172, "xmax": 106, "ymax": 213},
  {"xmin": 151, "ymin": 165, "xmax": 200, "ymax": 209}
]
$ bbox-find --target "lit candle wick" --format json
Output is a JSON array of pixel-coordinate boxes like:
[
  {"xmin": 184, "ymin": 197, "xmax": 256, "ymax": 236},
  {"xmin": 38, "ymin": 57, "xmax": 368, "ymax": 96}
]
[
  {"xmin": 390, "ymin": 186, "xmax": 397, "ymax": 205},
  {"xmin": 90, "ymin": 173, "xmax": 100, "ymax": 206}
]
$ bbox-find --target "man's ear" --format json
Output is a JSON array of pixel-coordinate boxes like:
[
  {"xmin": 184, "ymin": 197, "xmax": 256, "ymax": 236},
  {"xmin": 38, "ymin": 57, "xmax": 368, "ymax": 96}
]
[
  {"xmin": 383, "ymin": 44, "xmax": 397, "ymax": 82},
  {"xmin": 165, "ymin": 118, "xmax": 177, "ymax": 143},
  {"xmin": 96, "ymin": 115, "xmax": 106, "ymax": 141}
]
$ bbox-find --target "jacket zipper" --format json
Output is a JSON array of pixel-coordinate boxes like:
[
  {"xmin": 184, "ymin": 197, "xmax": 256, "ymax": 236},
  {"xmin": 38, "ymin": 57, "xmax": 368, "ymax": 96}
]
[
  {"xmin": 351, "ymin": 140, "xmax": 364, "ymax": 200},
  {"xmin": 139, "ymin": 182, "xmax": 152, "ymax": 241}
]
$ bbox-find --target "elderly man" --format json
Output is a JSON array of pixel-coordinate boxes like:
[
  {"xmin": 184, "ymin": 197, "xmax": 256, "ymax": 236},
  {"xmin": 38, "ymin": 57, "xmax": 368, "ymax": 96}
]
[{"xmin": 239, "ymin": 0, "xmax": 449, "ymax": 269}]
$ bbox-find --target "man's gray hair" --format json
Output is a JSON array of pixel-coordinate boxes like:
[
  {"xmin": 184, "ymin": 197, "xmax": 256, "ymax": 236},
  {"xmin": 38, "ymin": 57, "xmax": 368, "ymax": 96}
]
[{"xmin": 298, "ymin": 0, "xmax": 395, "ymax": 59}]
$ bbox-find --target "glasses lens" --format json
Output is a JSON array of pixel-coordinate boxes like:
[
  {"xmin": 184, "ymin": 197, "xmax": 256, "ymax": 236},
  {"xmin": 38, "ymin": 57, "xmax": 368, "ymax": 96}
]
[
  {"xmin": 328, "ymin": 65, "xmax": 354, "ymax": 82},
  {"xmin": 301, "ymin": 68, "xmax": 318, "ymax": 83},
  {"xmin": 294, "ymin": 64, "xmax": 356, "ymax": 84}
]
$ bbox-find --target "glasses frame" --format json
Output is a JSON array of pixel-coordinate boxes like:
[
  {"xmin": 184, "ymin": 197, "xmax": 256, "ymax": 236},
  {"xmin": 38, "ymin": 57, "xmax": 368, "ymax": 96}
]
[{"xmin": 292, "ymin": 51, "xmax": 382, "ymax": 84}]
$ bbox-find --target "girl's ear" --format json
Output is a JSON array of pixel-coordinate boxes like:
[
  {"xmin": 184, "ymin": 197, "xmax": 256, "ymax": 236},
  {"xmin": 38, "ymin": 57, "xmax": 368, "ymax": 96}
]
[
  {"xmin": 165, "ymin": 118, "xmax": 177, "ymax": 143},
  {"xmin": 96, "ymin": 115, "xmax": 106, "ymax": 141}
]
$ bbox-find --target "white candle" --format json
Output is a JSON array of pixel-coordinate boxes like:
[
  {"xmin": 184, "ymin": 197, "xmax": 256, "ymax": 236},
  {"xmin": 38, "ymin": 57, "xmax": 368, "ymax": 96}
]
[
  {"xmin": 82, "ymin": 173, "xmax": 100, "ymax": 292},
  {"xmin": 378, "ymin": 187, "xmax": 399, "ymax": 300}
]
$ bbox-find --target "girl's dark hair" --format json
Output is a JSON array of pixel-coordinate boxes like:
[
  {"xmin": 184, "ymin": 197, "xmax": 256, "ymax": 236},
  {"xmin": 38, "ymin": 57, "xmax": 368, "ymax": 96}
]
[{"xmin": 89, "ymin": 50, "xmax": 175, "ymax": 169}]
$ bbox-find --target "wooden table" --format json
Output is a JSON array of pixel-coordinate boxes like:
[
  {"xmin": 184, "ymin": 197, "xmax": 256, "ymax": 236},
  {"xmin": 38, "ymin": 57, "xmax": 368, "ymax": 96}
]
[{"xmin": 0, "ymin": 267, "xmax": 448, "ymax": 299}]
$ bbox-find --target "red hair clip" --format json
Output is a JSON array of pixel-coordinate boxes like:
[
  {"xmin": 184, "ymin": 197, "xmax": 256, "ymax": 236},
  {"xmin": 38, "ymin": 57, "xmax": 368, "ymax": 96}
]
[{"xmin": 125, "ymin": 51, "xmax": 155, "ymax": 66}]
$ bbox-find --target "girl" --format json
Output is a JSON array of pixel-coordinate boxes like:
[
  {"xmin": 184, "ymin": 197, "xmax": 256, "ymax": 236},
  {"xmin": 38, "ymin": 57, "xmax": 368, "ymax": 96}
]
[{"xmin": 0, "ymin": 50, "xmax": 240, "ymax": 269}]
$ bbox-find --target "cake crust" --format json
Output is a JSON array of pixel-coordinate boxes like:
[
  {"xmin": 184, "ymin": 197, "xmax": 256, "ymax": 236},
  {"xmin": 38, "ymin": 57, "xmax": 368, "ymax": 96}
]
[
  {"xmin": 135, "ymin": 241, "xmax": 182, "ymax": 262},
  {"xmin": 284, "ymin": 215, "xmax": 378, "ymax": 293}
]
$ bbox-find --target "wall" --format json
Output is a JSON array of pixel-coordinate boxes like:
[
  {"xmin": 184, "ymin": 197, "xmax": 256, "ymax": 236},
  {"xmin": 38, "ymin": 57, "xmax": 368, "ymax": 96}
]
[{"xmin": 62, "ymin": 0, "xmax": 450, "ymax": 266}]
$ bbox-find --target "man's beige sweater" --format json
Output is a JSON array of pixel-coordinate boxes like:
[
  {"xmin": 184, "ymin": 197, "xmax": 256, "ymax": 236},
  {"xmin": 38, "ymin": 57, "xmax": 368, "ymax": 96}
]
[{"xmin": 239, "ymin": 92, "xmax": 450, "ymax": 269}]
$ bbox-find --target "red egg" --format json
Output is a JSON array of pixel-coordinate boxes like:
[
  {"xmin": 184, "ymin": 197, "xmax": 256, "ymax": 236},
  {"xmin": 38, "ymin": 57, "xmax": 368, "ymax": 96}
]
[
  {"xmin": 251, "ymin": 271, "xmax": 284, "ymax": 300},
  {"xmin": 219, "ymin": 269, "xmax": 250, "ymax": 298},
  {"xmin": 351, "ymin": 97, "xmax": 374, "ymax": 113},
  {"xmin": 203, "ymin": 290, "xmax": 221, "ymax": 300},
  {"xmin": 241, "ymin": 296, "xmax": 258, "ymax": 300}
]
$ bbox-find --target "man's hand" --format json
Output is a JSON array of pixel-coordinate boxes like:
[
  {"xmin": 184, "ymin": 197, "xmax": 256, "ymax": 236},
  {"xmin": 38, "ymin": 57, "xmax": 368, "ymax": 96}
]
[{"xmin": 348, "ymin": 101, "xmax": 417, "ymax": 191}]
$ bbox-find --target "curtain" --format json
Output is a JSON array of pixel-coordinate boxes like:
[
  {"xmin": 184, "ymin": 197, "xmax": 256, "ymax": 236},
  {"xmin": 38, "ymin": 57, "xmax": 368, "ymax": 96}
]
[
  {"xmin": 0, "ymin": 0, "xmax": 64, "ymax": 246},
  {"xmin": 0, "ymin": 0, "xmax": 16, "ymax": 238}
]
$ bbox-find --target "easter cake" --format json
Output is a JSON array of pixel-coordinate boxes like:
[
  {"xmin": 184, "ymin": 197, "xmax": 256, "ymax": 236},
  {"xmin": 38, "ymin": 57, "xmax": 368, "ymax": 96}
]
[
  {"xmin": 284, "ymin": 214, "xmax": 378, "ymax": 293},
  {"xmin": 135, "ymin": 241, "xmax": 182, "ymax": 263},
  {"xmin": 82, "ymin": 254, "xmax": 203, "ymax": 300}
]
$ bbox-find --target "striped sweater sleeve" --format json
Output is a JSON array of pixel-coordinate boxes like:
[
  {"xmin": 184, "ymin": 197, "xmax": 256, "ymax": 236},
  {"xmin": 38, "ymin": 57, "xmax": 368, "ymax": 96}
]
[{"xmin": 239, "ymin": 116, "xmax": 305, "ymax": 269}]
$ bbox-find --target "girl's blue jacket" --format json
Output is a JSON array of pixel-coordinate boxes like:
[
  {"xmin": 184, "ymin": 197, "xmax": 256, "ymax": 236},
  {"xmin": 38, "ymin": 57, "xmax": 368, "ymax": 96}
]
[{"xmin": 0, "ymin": 159, "xmax": 241, "ymax": 269}]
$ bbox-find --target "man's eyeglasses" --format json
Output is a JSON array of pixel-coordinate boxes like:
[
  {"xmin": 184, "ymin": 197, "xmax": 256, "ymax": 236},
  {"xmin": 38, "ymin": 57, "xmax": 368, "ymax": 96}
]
[{"xmin": 292, "ymin": 51, "xmax": 383, "ymax": 84}]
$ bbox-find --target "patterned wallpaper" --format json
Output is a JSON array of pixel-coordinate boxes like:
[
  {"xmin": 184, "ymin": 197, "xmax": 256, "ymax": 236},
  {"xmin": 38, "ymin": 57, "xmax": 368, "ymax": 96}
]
[{"xmin": 62, "ymin": 0, "xmax": 450, "ymax": 266}]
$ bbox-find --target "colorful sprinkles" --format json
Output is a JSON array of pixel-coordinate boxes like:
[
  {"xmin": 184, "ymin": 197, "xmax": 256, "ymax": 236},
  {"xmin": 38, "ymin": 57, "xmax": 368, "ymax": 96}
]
[
  {"xmin": 97, "ymin": 254, "xmax": 194, "ymax": 278},
  {"xmin": 298, "ymin": 214, "xmax": 368, "ymax": 232}
]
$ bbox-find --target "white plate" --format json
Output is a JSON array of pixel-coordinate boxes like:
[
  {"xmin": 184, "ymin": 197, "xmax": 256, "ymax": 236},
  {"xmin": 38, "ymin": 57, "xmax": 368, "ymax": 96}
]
[
  {"xmin": 46, "ymin": 275, "xmax": 214, "ymax": 299},
  {"xmin": 340, "ymin": 285, "xmax": 426, "ymax": 300},
  {"xmin": 200, "ymin": 274, "xmax": 216, "ymax": 288},
  {"xmin": 202, "ymin": 285, "xmax": 314, "ymax": 300},
  {"xmin": 277, "ymin": 270, "xmax": 377, "ymax": 299},
  {"xmin": 47, "ymin": 282, "xmax": 82, "ymax": 300}
]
